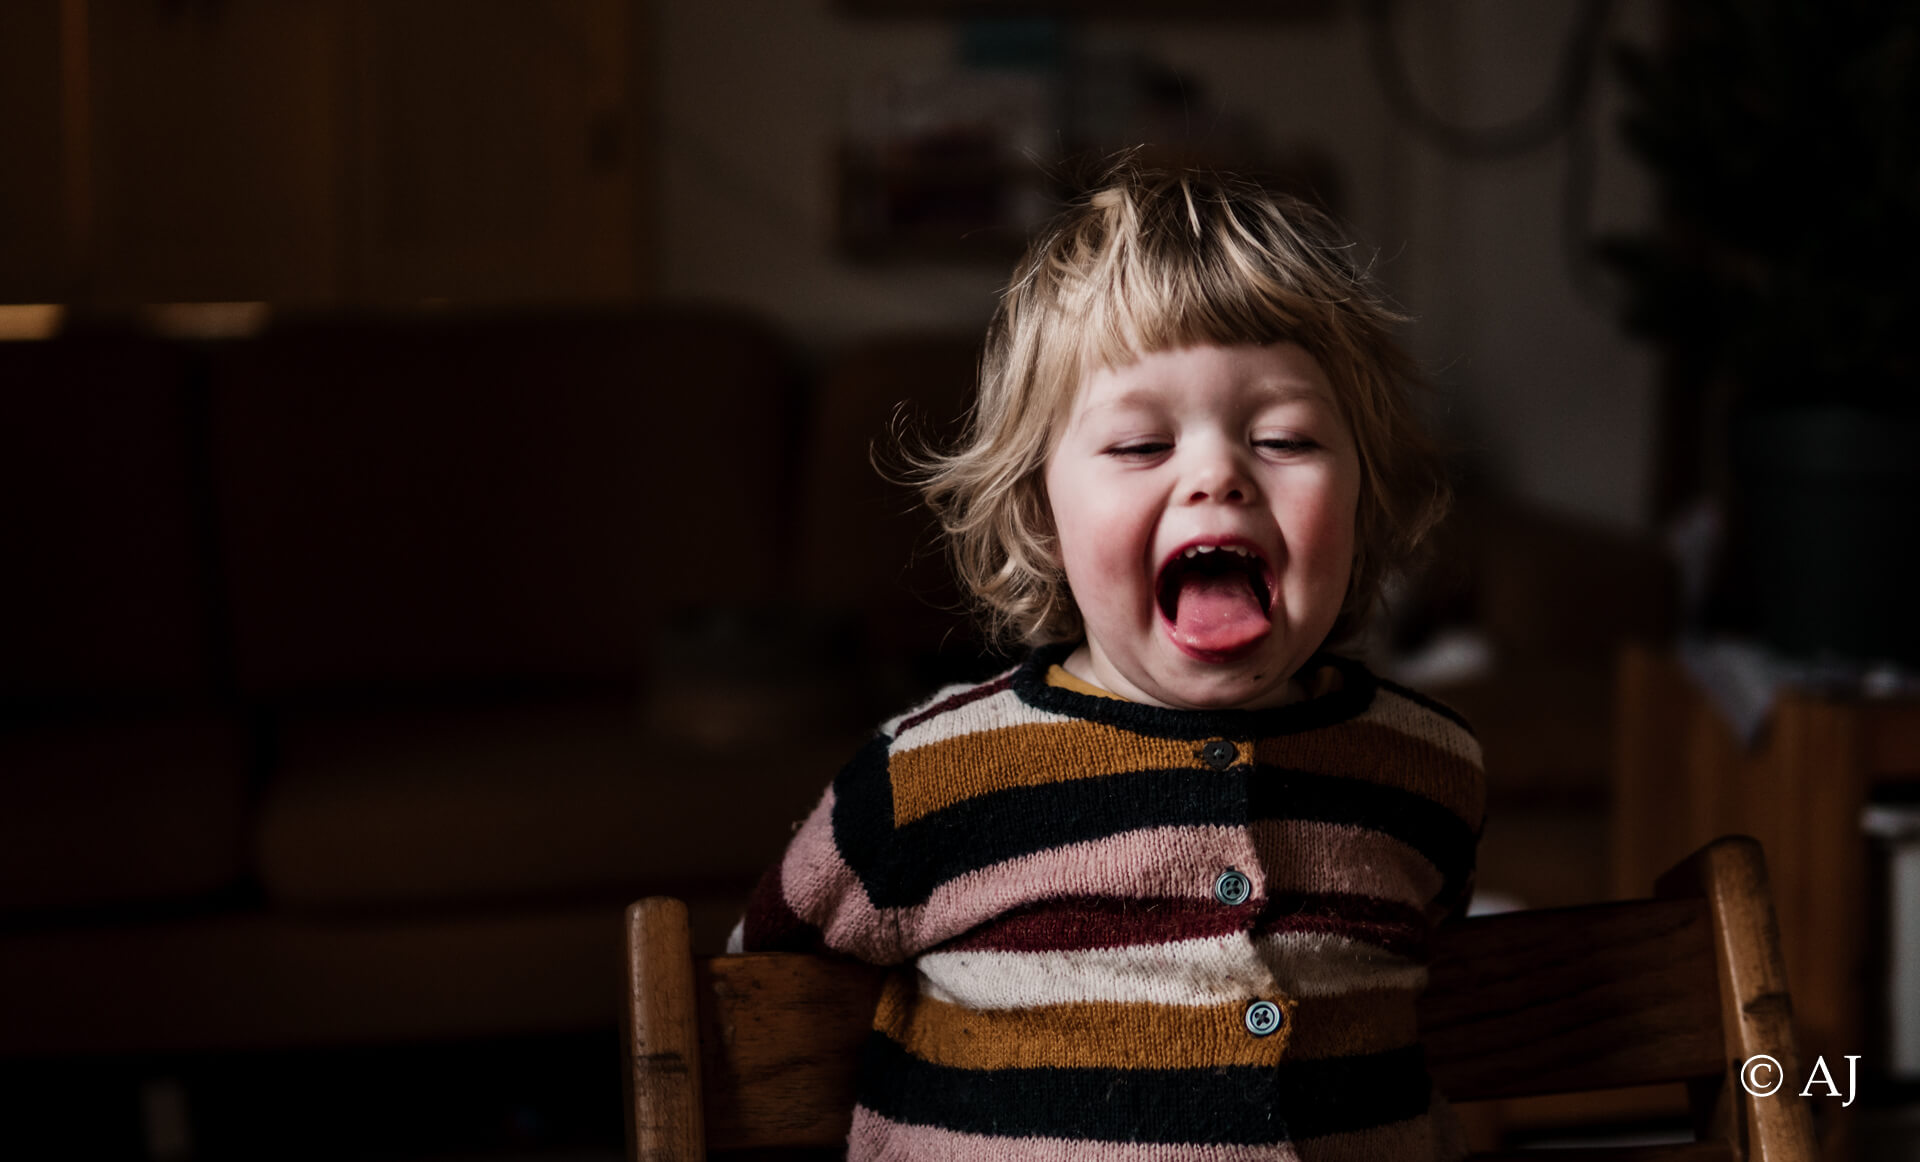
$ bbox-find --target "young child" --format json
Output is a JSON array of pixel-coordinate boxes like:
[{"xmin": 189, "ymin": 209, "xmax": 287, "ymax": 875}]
[{"xmin": 733, "ymin": 164, "xmax": 1484, "ymax": 1161}]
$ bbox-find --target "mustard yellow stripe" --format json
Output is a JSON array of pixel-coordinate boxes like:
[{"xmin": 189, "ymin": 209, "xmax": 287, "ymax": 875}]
[
  {"xmin": 1255, "ymin": 721, "xmax": 1483, "ymax": 826},
  {"xmin": 1044, "ymin": 663, "xmax": 1126, "ymax": 700},
  {"xmin": 873, "ymin": 980, "xmax": 1293, "ymax": 1070},
  {"xmin": 890, "ymin": 719, "xmax": 1223, "ymax": 827},
  {"xmin": 1047, "ymin": 660, "xmax": 1341, "ymax": 703}
]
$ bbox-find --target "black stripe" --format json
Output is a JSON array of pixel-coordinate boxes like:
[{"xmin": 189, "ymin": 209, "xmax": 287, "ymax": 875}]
[
  {"xmin": 1375, "ymin": 676, "xmax": 1475, "ymax": 735},
  {"xmin": 1248, "ymin": 767, "xmax": 1479, "ymax": 899},
  {"xmin": 854, "ymin": 762, "xmax": 1473, "ymax": 908},
  {"xmin": 857, "ymin": 1032, "xmax": 1433, "ymax": 1143},
  {"xmin": 866, "ymin": 767, "xmax": 1247, "ymax": 907},
  {"xmin": 830, "ymin": 734, "xmax": 897, "ymax": 886}
]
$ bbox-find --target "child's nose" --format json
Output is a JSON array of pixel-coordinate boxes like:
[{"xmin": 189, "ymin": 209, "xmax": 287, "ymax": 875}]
[
  {"xmin": 1183, "ymin": 446, "xmax": 1252, "ymax": 504},
  {"xmin": 1188, "ymin": 481, "xmax": 1246, "ymax": 503}
]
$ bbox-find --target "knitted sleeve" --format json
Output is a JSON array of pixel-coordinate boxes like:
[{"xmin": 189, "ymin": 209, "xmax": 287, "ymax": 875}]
[{"xmin": 733, "ymin": 733, "xmax": 913, "ymax": 965}]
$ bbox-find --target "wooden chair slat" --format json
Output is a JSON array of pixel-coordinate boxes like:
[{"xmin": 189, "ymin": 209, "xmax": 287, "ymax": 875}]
[
  {"xmin": 1424, "ymin": 897, "xmax": 1724, "ymax": 1099},
  {"xmin": 698, "ymin": 955, "xmax": 885, "ymax": 1151},
  {"xmin": 1657, "ymin": 839, "xmax": 1819, "ymax": 1162},
  {"xmin": 623, "ymin": 898, "xmax": 707, "ymax": 1162},
  {"xmin": 626, "ymin": 836, "xmax": 1815, "ymax": 1161}
]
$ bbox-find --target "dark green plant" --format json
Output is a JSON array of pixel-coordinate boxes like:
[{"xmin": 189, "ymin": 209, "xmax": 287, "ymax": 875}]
[{"xmin": 1603, "ymin": 0, "xmax": 1920, "ymax": 409}]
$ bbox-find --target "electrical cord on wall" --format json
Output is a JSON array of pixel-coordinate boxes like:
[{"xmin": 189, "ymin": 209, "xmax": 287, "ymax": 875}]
[
  {"xmin": 1362, "ymin": 0, "xmax": 1613, "ymax": 160},
  {"xmin": 1362, "ymin": 0, "xmax": 1622, "ymax": 313}
]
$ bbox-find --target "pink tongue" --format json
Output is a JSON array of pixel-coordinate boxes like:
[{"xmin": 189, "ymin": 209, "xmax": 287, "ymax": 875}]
[{"xmin": 1170, "ymin": 571, "xmax": 1270, "ymax": 654}]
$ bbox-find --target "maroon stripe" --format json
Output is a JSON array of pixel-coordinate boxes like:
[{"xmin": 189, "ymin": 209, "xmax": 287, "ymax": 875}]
[
  {"xmin": 895, "ymin": 673, "xmax": 1015, "ymax": 735},
  {"xmin": 741, "ymin": 858, "xmax": 826, "ymax": 954},
  {"xmin": 941, "ymin": 895, "xmax": 1249, "ymax": 953},
  {"xmin": 1256, "ymin": 892, "xmax": 1429, "ymax": 959}
]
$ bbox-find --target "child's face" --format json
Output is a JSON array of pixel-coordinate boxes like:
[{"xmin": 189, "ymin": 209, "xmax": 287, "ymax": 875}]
[{"xmin": 1043, "ymin": 342, "xmax": 1361, "ymax": 710}]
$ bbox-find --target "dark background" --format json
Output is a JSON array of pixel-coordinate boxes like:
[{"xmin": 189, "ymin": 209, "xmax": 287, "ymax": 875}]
[{"xmin": 3, "ymin": 1, "xmax": 1909, "ymax": 1159}]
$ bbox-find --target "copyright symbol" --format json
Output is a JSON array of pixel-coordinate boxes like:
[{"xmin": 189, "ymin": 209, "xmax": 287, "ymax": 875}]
[{"xmin": 1741, "ymin": 1054, "xmax": 1784, "ymax": 1097}]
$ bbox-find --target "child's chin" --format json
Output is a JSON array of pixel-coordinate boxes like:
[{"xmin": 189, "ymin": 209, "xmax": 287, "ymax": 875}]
[{"xmin": 1154, "ymin": 666, "xmax": 1294, "ymax": 712}]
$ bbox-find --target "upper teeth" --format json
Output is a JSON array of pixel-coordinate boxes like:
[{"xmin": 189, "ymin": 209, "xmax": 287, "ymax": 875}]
[{"xmin": 1183, "ymin": 545, "xmax": 1251, "ymax": 558}]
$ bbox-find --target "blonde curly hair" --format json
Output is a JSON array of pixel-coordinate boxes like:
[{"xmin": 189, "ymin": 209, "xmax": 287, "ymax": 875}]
[{"xmin": 914, "ymin": 162, "xmax": 1449, "ymax": 651}]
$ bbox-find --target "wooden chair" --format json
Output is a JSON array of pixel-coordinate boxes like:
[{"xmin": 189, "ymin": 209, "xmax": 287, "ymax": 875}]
[{"xmin": 623, "ymin": 836, "xmax": 1815, "ymax": 1161}]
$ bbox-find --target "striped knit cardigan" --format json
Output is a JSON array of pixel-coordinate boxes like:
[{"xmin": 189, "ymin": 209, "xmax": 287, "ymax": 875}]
[{"xmin": 735, "ymin": 641, "xmax": 1485, "ymax": 1161}]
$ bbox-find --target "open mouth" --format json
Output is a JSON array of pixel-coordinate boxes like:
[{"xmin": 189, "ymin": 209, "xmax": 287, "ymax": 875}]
[{"xmin": 1155, "ymin": 540, "xmax": 1275, "ymax": 658}]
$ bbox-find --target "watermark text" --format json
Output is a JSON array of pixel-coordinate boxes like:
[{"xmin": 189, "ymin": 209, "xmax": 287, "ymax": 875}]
[{"xmin": 1739, "ymin": 1055, "xmax": 1861, "ymax": 1107}]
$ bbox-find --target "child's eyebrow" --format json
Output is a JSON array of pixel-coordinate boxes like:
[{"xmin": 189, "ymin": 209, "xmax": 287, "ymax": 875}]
[
  {"xmin": 1083, "ymin": 380, "xmax": 1333, "ymax": 415},
  {"xmin": 1247, "ymin": 380, "xmax": 1334, "ymax": 405}
]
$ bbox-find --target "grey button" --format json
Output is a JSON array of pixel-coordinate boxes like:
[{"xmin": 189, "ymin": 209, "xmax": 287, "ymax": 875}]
[
  {"xmin": 1214, "ymin": 868, "xmax": 1252, "ymax": 906},
  {"xmin": 1201, "ymin": 740, "xmax": 1236, "ymax": 770},
  {"xmin": 1244, "ymin": 1000, "xmax": 1284, "ymax": 1037}
]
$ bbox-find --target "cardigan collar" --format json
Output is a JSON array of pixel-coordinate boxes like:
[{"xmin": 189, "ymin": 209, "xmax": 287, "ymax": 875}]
[{"xmin": 1010, "ymin": 640, "xmax": 1378, "ymax": 741}]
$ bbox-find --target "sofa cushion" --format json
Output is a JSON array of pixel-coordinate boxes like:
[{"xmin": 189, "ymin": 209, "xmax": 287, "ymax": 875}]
[
  {"xmin": 0, "ymin": 336, "xmax": 214, "ymax": 703},
  {"xmin": 207, "ymin": 308, "xmax": 800, "ymax": 695},
  {"xmin": 0, "ymin": 902, "xmax": 749, "ymax": 1054},
  {"xmin": 0, "ymin": 714, "xmax": 249, "ymax": 914},
  {"xmin": 257, "ymin": 692, "xmax": 854, "ymax": 909}
]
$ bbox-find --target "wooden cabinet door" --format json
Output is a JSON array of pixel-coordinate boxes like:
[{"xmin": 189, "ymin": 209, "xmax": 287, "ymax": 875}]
[
  {"xmin": 8, "ymin": 1, "xmax": 649, "ymax": 309},
  {"xmin": 0, "ymin": 1, "xmax": 75, "ymax": 303},
  {"xmin": 87, "ymin": 0, "xmax": 350, "ymax": 307},
  {"xmin": 350, "ymin": 0, "xmax": 643, "ymax": 306}
]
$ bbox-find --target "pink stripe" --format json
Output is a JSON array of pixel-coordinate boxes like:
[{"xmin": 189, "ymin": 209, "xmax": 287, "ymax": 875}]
[
  {"xmin": 776, "ymin": 786, "xmax": 907, "ymax": 963},
  {"xmin": 782, "ymin": 822, "xmax": 1264, "ymax": 962},
  {"xmin": 1252, "ymin": 819, "xmax": 1443, "ymax": 909},
  {"xmin": 850, "ymin": 1107, "xmax": 1309, "ymax": 1161},
  {"xmin": 777, "ymin": 817, "xmax": 1441, "ymax": 965},
  {"xmin": 905, "ymin": 825, "xmax": 1261, "ymax": 951}
]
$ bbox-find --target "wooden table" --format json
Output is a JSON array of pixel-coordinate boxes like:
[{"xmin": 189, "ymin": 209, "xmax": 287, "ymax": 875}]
[{"xmin": 1612, "ymin": 645, "xmax": 1920, "ymax": 1158}]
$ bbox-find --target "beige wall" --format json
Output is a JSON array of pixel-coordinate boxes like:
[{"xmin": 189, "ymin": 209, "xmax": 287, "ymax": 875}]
[{"xmin": 653, "ymin": 0, "xmax": 1660, "ymax": 529}]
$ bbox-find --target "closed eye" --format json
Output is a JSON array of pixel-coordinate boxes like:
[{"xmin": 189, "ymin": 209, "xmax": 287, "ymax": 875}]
[
  {"xmin": 1255, "ymin": 437, "xmax": 1318, "ymax": 453},
  {"xmin": 1106, "ymin": 441, "xmax": 1172, "ymax": 458}
]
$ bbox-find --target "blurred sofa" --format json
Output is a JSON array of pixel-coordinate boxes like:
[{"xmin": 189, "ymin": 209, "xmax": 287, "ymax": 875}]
[
  {"xmin": 0, "ymin": 309, "xmax": 1670, "ymax": 1062},
  {"xmin": 0, "ymin": 310, "xmax": 982, "ymax": 1055}
]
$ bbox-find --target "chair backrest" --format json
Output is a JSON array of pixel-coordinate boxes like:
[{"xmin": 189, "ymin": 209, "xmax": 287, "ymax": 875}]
[{"xmin": 623, "ymin": 836, "xmax": 1814, "ymax": 1161}]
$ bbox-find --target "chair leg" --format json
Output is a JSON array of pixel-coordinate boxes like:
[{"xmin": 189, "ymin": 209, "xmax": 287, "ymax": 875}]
[
  {"xmin": 625, "ymin": 897, "xmax": 706, "ymax": 1162},
  {"xmin": 1658, "ymin": 837, "xmax": 1818, "ymax": 1162}
]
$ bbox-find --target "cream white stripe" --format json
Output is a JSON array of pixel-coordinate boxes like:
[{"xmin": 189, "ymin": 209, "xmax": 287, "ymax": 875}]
[
  {"xmin": 917, "ymin": 933, "xmax": 1276, "ymax": 1010},
  {"xmin": 880, "ymin": 677, "xmax": 996, "ymax": 737},
  {"xmin": 916, "ymin": 929, "xmax": 1427, "ymax": 1010},
  {"xmin": 889, "ymin": 684, "xmax": 1073, "ymax": 755},
  {"xmin": 1256, "ymin": 929, "xmax": 1429, "ymax": 997},
  {"xmin": 850, "ymin": 1107, "xmax": 1313, "ymax": 1161}
]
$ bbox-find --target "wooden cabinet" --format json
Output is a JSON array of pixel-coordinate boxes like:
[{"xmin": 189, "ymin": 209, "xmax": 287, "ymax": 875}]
[
  {"xmin": 88, "ymin": 0, "xmax": 351, "ymax": 306},
  {"xmin": 7, "ymin": 0, "xmax": 652, "ymax": 309},
  {"xmin": 1613, "ymin": 645, "xmax": 1920, "ymax": 1159},
  {"xmin": 0, "ymin": 2, "xmax": 75, "ymax": 302},
  {"xmin": 351, "ymin": 0, "xmax": 644, "ymax": 305}
]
